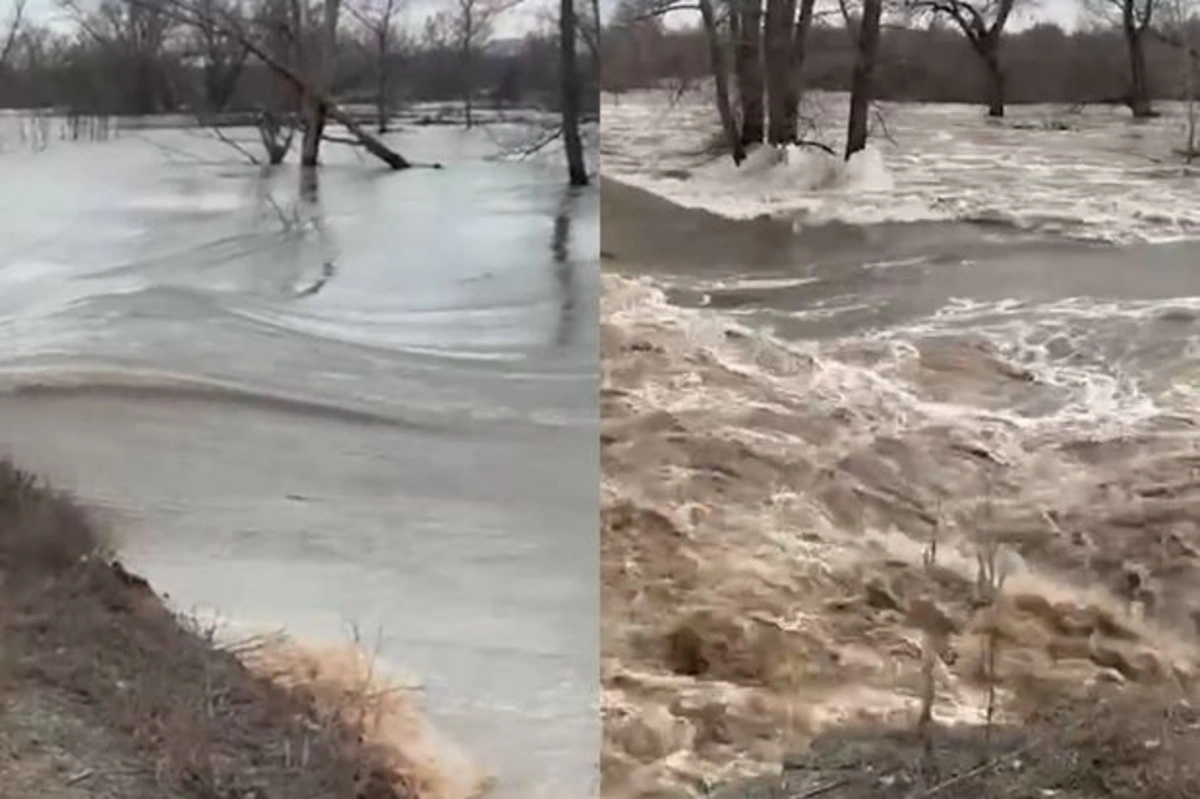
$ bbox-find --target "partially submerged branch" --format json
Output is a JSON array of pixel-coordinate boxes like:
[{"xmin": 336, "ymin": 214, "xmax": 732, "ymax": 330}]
[{"xmin": 133, "ymin": 0, "xmax": 413, "ymax": 170}]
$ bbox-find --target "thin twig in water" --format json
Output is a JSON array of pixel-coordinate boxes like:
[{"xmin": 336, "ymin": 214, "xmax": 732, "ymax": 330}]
[
  {"xmin": 323, "ymin": 133, "xmax": 364, "ymax": 146},
  {"xmin": 909, "ymin": 738, "xmax": 1041, "ymax": 797},
  {"xmin": 797, "ymin": 776, "xmax": 853, "ymax": 797},
  {"xmin": 519, "ymin": 125, "xmax": 565, "ymax": 156},
  {"xmin": 794, "ymin": 138, "xmax": 836, "ymax": 155},
  {"xmin": 871, "ymin": 101, "xmax": 897, "ymax": 146},
  {"xmin": 133, "ymin": 133, "xmax": 225, "ymax": 165},
  {"xmin": 205, "ymin": 125, "xmax": 262, "ymax": 165}
]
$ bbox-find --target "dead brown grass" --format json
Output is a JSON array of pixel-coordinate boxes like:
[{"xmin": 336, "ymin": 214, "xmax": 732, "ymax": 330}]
[{"xmin": 0, "ymin": 458, "xmax": 418, "ymax": 799}]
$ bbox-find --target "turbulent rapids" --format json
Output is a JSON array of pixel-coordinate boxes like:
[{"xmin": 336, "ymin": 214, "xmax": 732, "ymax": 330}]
[
  {"xmin": 601, "ymin": 88, "xmax": 1200, "ymax": 798},
  {"xmin": 601, "ymin": 273, "xmax": 1200, "ymax": 796}
]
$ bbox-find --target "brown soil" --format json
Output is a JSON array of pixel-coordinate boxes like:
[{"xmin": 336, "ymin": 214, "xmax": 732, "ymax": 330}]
[{"xmin": 0, "ymin": 459, "xmax": 417, "ymax": 799}]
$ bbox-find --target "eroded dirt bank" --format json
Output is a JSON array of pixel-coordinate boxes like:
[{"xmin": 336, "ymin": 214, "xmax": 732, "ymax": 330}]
[
  {"xmin": 600, "ymin": 257, "xmax": 1200, "ymax": 798},
  {"xmin": 0, "ymin": 460, "xmax": 442, "ymax": 799}
]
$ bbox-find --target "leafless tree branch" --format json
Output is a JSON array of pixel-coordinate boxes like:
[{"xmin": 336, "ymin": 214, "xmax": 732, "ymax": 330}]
[{"xmin": 0, "ymin": 0, "xmax": 26, "ymax": 75}]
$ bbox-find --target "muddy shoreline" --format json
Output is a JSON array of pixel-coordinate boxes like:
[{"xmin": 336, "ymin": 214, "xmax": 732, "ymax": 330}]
[{"xmin": 0, "ymin": 460, "xmax": 423, "ymax": 799}]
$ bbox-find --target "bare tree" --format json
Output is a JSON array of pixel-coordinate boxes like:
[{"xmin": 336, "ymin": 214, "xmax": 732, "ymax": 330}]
[
  {"xmin": 0, "ymin": 0, "xmax": 26, "ymax": 84},
  {"xmin": 908, "ymin": 0, "xmax": 1017, "ymax": 117},
  {"xmin": 141, "ymin": 0, "xmax": 412, "ymax": 167},
  {"xmin": 188, "ymin": 0, "xmax": 249, "ymax": 111},
  {"xmin": 347, "ymin": 0, "xmax": 406, "ymax": 132},
  {"xmin": 297, "ymin": 0, "xmax": 341, "ymax": 165},
  {"xmin": 430, "ymin": 0, "xmax": 519, "ymax": 128},
  {"xmin": 763, "ymin": 0, "xmax": 793, "ymax": 144},
  {"xmin": 699, "ymin": 0, "xmax": 745, "ymax": 162},
  {"xmin": 60, "ymin": 0, "xmax": 180, "ymax": 114},
  {"xmin": 734, "ymin": 0, "xmax": 764, "ymax": 145},
  {"xmin": 1154, "ymin": 0, "xmax": 1199, "ymax": 158},
  {"xmin": 1123, "ymin": 0, "xmax": 1158, "ymax": 116},
  {"xmin": 1089, "ymin": 0, "xmax": 1159, "ymax": 116},
  {"xmin": 560, "ymin": 0, "xmax": 588, "ymax": 184},
  {"xmin": 845, "ymin": 0, "xmax": 883, "ymax": 158}
]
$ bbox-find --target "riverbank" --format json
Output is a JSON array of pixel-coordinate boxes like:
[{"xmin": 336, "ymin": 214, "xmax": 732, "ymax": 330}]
[
  {"xmin": 0, "ymin": 458, "xmax": 426, "ymax": 799},
  {"xmin": 600, "ymin": 176, "xmax": 1200, "ymax": 798}
]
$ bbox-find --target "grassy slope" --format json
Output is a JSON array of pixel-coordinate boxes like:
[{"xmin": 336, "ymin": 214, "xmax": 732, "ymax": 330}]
[{"xmin": 0, "ymin": 460, "xmax": 415, "ymax": 799}]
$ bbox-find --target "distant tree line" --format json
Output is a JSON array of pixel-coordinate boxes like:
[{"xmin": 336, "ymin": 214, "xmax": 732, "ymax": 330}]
[
  {"xmin": 605, "ymin": 0, "xmax": 1198, "ymax": 166},
  {"xmin": 0, "ymin": 0, "xmax": 598, "ymax": 120},
  {"xmin": 603, "ymin": 12, "xmax": 1200, "ymax": 109}
]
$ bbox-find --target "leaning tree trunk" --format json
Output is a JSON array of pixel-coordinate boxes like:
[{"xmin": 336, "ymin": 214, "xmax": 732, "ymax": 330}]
[
  {"xmin": 211, "ymin": 12, "xmax": 408, "ymax": 168},
  {"xmin": 560, "ymin": 0, "xmax": 588, "ymax": 186},
  {"xmin": 764, "ymin": 0, "xmax": 798, "ymax": 145},
  {"xmin": 301, "ymin": 0, "xmax": 340, "ymax": 165},
  {"xmin": 845, "ymin": 0, "xmax": 882, "ymax": 159},
  {"xmin": 735, "ymin": 0, "xmax": 764, "ymax": 147},
  {"xmin": 1127, "ymin": 26, "xmax": 1154, "ymax": 118},
  {"xmin": 699, "ymin": 0, "xmax": 745, "ymax": 164}
]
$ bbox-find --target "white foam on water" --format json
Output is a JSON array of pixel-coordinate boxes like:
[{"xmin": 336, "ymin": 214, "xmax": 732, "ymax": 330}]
[
  {"xmin": 602, "ymin": 88, "xmax": 1200, "ymax": 243},
  {"xmin": 602, "ymin": 271, "xmax": 1200, "ymax": 797}
]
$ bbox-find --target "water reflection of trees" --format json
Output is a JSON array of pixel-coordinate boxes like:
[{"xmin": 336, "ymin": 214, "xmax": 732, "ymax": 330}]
[
  {"xmin": 552, "ymin": 188, "xmax": 582, "ymax": 348},
  {"xmin": 254, "ymin": 168, "xmax": 338, "ymax": 298}
]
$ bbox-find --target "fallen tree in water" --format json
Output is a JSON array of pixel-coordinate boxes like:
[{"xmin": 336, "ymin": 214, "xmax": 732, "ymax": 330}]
[{"xmin": 131, "ymin": 0, "xmax": 413, "ymax": 170}]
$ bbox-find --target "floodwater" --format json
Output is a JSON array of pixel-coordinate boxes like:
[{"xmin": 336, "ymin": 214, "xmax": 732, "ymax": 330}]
[
  {"xmin": 600, "ymin": 90, "xmax": 1200, "ymax": 797},
  {"xmin": 0, "ymin": 116, "xmax": 599, "ymax": 799},
  {"xmin": 602, "ymin": 89, "xmax": 1200, "ymax": 427}
]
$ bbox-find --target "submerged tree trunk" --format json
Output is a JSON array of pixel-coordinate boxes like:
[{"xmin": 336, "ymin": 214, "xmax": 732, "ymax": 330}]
[
  {"xmin": 560, "ymin": 0, "xmax": 588, "ymax": 185},
  {"xmin": 301, "ymin": 0, "xmax": 340, "ymax": 166},
  {"xmin": 779, "ymin": 0, "xmax": 816, "ymax": 144},
  {"xmin": 215, "ymin": 13, "xmax": 407, "ymax": 167},
  {"xmin": 258, "ymin": 109, "xmax": 296, "ymax": 164},
  {"xmin": 699, "ymin": 0, "xmax": 745, "ymax": 164},
  {"xmin": 845, "ymin": 0, "xmax": 882, "ymax": 159},
  {"xmin": 983, "ymin": 47, "xmax": 1005, "ymax": 118},
  {"xmin": 735, "ymin": 0, "xmax": 764, "ymax": 147},
  {"xmin": 462, "ymin": 42, "xmax": 475, "ymax": 128},
  {"xmin": 1127, "ymin": 26, "xmax": 1153, "ymax": 117},
  {"xmin": 764, "ymin": 0, "xmax": 797, "ymax": 144}
]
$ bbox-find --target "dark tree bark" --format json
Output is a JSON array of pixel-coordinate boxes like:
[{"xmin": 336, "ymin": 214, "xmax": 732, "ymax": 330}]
[
  {"xmin": 560, "ymin": 0, "xmax": 588, "ymax": 185},
  {"xmin": 0, "ymin": 0, "xmax": 25, "ymax": 83},
  {"xmin": 778, "ymin": 0, "xmax": 816, "ymax": 143},
  {"xmin": 376, "ymin": 31, "xmax": 389, "ymax": 132},
  {"xmin": 845, "ymin": 0, "xmax": 882, "ymax": 159},
  {"xmin": 257, "ymin": 109, "xmax": 295, "ymax": 164},
  {"xmin": 699, "ymin": 0, "xmax": 745, "ymax": 164},
  {"xmin": 763, "ymin": 0, "xmax": 797, "ymax": 144},
  {"xmin": 1123, "ymin": 0, "xmax": 1155, "ymax": 118},
  {"xmin": 154, "ymin": 0, "xmax": 411, "ymax": 168},
  {"xmin": 735, "ymin": 0, "xmax": 764, "ymax": 147},
  {"xmin": 983, "ymin": 46, "xmax": 1004, "ymax": 117},
  {"xmin": 911, "ymin": 0, "xmax": 1015, "ymax": 118},
  {"xmin": 301, "ymin": 0, "xmax": 340, "ymax": 166}
]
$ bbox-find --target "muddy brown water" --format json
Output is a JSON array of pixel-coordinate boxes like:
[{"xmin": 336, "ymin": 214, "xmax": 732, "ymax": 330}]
[{"xmin": 601, "ymin": 172, "xmax": 1200, "ymax": 798}]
